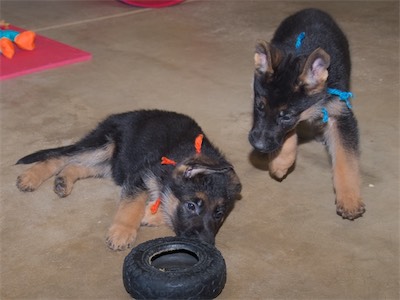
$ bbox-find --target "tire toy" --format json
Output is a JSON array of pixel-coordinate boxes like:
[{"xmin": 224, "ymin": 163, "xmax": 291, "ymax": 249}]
[{"xmin": 123, "ymin": 236, "xmax": 227, "ymax": 299}]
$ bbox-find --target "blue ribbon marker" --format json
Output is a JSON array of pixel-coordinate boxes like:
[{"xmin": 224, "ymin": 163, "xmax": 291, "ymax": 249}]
[
  {"xmin": 322, "ymin": 89, "xmax": 354, "ymax": 123},
  {"xmin": 295, "ymin": 32, "xmax": 306, "ymax": 50},
  {"xmin": 327, "ymin": 88, "xmax": 353, "ymax": 109},
  {"xmin": 321, "ymin": 108, "xmax": 329, "ymax": 123}
]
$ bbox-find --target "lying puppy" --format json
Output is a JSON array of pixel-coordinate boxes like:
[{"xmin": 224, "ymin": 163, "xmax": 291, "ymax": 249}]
[
  {"xmin": 16, "ymin": 110, "xmax": 241, "ymax": 250},
  {"xmin": 249, "ymin": 8, "xmax": 365, "ymax": 219}
]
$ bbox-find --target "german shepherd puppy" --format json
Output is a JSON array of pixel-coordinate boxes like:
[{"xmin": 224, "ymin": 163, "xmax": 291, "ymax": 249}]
[
  {"xmin": 249, "ymin": 9, "xmax": 365, "ymax": 220},
  {"xmin": 16, "ymin": 110, "xmax": 241, "ymax": 250}
]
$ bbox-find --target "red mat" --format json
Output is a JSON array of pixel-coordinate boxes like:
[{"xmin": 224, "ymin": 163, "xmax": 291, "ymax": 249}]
[
  {"xmin": 0, "ymin": 25, "xmax": 92, "ymax": 80},
  {"xmin": 120, "ymin": 0, "xmax": 185, "ymax": 8}
]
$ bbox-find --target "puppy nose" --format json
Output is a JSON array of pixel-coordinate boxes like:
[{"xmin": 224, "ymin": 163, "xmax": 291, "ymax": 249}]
[
  {"xmin": 251, "ymin": 139, "xmax": 266, "ymax": 152},
  {"xmin": 200, "ymin": 233, "xmax": 215, "ymax": 245},
  {"xmin": 249, "ymin": 131, "xmax": 265, "ymax": 151}
]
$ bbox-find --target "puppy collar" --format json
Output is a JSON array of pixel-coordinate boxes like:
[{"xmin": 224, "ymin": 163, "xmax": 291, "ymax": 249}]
[{"xmin": 150, "ymin": 134, "xmax": 204, "ymax": 214}]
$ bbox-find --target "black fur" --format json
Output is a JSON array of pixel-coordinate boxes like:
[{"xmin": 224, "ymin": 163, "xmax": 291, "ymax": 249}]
[
  {"xmin": 249, "ymin": 8, "xmax": 357, "ymax": 153},
  {"xmin": 17, "ymin": 110, "xmax": 241, "ymax": 246},
  {"xmin": 249, "ymin": 9, "xmax": 364, "ymax": 219}
]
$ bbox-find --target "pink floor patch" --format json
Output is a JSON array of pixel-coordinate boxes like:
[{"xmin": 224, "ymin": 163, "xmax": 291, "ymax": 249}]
[{"xmin": 0, "ymin": 25, "xmax": 92, "ymax": 80}]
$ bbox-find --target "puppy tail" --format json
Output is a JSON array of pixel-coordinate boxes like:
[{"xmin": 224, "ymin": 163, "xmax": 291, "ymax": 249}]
[
  {"xmin": 16, "ymin": 145, "xmax": 77, "ymax": 165},
  {"xmin": 16, "ymin": 114, "xmax": 120, "ymax": 165}
]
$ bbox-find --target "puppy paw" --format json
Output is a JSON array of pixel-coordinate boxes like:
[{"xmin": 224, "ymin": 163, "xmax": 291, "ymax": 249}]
[
  {"xmin": 16, "ymin": 173, "xmax": 41, "ymax": 192},
  {"xmin": 269, "ymin": 167, "xmax": 289, "ymax": 180},
  {"xmin": 141, "ymin": 214, "xmax": 165, "ymax": 227},
  {"xmin": 54, "ymin": 176, "xmax": 72, "ymax": 198},
  {"xmin": 336, "ymin": 198, "xmax": 366, "ymax": 220},
  {"xmin": 268, "ymin": 155, "xmax": 295, "ymax": 180},
  {"xmin": 268, "ymin": 132, "xmax": 297, "ymax": 180},
  {"xmin": 106, "ymin": 225, "xmax": 137, "ymax": 251}
]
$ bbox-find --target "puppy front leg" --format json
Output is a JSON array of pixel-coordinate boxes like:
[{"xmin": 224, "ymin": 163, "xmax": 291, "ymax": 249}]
[
  {"xmin": 325, "ymin": 116, "xmax": 365, "ymax": 220},
  {"xmin": 141, "ymin": 199, "xmax": 165, "ymax": 227},
  {"xmin": 106, "ymin": 192, "xmax": 146, "ymax": 251},
  {"xmin": 268, "ymin": 130, "xmax": 297, "ymax": 180}
]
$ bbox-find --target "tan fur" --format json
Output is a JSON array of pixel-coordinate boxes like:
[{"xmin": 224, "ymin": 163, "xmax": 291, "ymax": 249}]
[
  {"xmin": 254, "ymin": 53, "xmax": 268, "ymax": 73},
  {"xmin": 141, "ymin": 199, "xmax": 166, "ymax": 227},
  {"xmin": 254, "ymin": 40, "xmax": 273, "ymax": 74},
  {"xmin": 326, "ymin": 119, "xmax": 365, "ymax": 218},
  {"xmin": 268, "ymin": 130, "xmax": 298, "ymax": 179},
  {"xmin": 298, "ymin": 48, "xmax": 330, "ymax": 94},
  {"xmin": 17, "ymin": 158, "xmax": 65, "ymax": 192},
  {"xmin": 255, "ymin": 40, "xmax": 283, "ymax": 75},
  {"xmin": 300, "ymin": 96, "xmax": 346, "ymax": 122},
  {"xmin": 299, "ymin": 104, "xmax": 320, "ymax": 121},
  {"xmin": 195, "ymin": 191, "xmax": 207, "ymax": 201},
  {"xmin": 68, "ymin": 143, "xmax": 115, "ymax": 168},
  {"xmin": 54, "ymin": 164, "xmax": 110, "ymax": 197},
  {"xmin": 17, "ymin": 143, "xmax": 114, "ymax": 195},
  {"xmin": 160, "ymin": 191, "xmax": 180, "ymax": 229},
  {"xmin": 141, "ymin": 175, "xmax": 171, "ymax": 227},
  {"xmin": 106, "ymin": 192, "xmax": 147, "ymax": 251}
]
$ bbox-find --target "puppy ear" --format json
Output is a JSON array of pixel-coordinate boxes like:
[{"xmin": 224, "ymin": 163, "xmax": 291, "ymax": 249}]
[
  {"xmin": 227, "ymin": 170, "xmax": 242, "ymax": 200},
  {"xmin": 255, "ymin": 40, "xmax": 274, "ymax": 75},
  {"xmin": 177, "ymin": 162, "xmax": 234, "ymax": 179},
  {"xmin": 299, "ymin": 48, "xmax": 331, "ymax": 94},
  {"xmin": 173, "ymin": 156, "xmax": 233, "ymax": 179}
]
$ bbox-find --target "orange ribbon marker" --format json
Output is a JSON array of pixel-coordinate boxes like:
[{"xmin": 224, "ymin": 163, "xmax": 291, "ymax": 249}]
[
  {"xmin": 195, "ymin": 134, "xmax": 204, "ymax": 154},
  {"xmin": 150, "ymin": 198, "xmax": 161, "ymax": 214},
  {"xmin": 161, "ymin": 156, "xmax": 177, "ymax": 165}
]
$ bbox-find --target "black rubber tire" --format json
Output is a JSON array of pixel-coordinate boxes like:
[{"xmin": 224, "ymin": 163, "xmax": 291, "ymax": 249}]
[{"xmin": 123, "ymin": 236, "xmax": 227, "ymax": 299}]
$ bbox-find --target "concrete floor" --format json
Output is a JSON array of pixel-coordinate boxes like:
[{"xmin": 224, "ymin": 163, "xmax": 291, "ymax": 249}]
[{"xmin": 1, "ymin": 1, "xmax": 399, "ymax": 299}]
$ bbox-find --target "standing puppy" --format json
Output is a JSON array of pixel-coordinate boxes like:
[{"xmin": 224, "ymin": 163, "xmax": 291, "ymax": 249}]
[
  {"xmin": 16, "ymin": 110, "xmax": 241, "ymax": 250},
  {"xmin": 249, "ymin": 9, "xmax": 365, "ymax": 219}
]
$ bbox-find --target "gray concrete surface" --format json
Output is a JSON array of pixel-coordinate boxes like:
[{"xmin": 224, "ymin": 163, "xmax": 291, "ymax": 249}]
[{"xmin": 1, "ymin": 1, "xmax": 399, "ymax": 299}]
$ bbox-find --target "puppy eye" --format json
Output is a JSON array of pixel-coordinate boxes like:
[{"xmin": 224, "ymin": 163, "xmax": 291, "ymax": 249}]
[
  {"xmin": 214, "ymin": 209, "xmax": 224, "ymax": 220},
  {"xmin": 279, "ymin": 111, "xmax": 292, "ymax": 122},
  {"xmin": 255, "ymin": 97, "xmax": 266, "ymax": 111},
  {"xmin": 186, "ymin": 202, "xmax": 196, "ymax": 211}
]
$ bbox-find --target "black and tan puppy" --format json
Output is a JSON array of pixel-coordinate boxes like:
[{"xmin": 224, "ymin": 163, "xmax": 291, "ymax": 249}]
[
  {"xmin": 249, "ymin": 8, "xmax": 365, "ymax": 219},
  {"xmin": 16, "ymin": 110, "xmax": 241, "ymax": 250}
]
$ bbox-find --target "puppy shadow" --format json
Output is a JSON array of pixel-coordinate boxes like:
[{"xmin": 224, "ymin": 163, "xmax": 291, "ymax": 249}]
[
  {"xmin": 248, "ymin": 150, "xmax": 296, "ymax": 181},
  {"xmin": 248, "ymin": 150, "xmax": 269, "ymax": 171}
]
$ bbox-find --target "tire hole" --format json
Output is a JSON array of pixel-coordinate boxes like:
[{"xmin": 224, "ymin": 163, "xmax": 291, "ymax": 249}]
[{"xmin": 150, "ymin": 249, "xmax": 199, "ymax": 271}]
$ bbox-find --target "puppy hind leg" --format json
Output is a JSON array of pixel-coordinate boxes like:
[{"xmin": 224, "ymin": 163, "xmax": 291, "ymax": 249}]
[
  {"xmin": 268, "ymin": 130, "xmax": 298, "ymax": 180},
  {"xmin": 54, "ymin": 143, "xmax": 114, "ymax": 197},
  {"xmin": 106, "ymin": 192, "xmax": 147, "ymax": 251},
  {"xmin": 54, "ymin": 164, "xmax": 109, "ymax": 198},
  {"xmin": 17, "ymin": 158, "xmax": 66, "ymax": 192}
]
